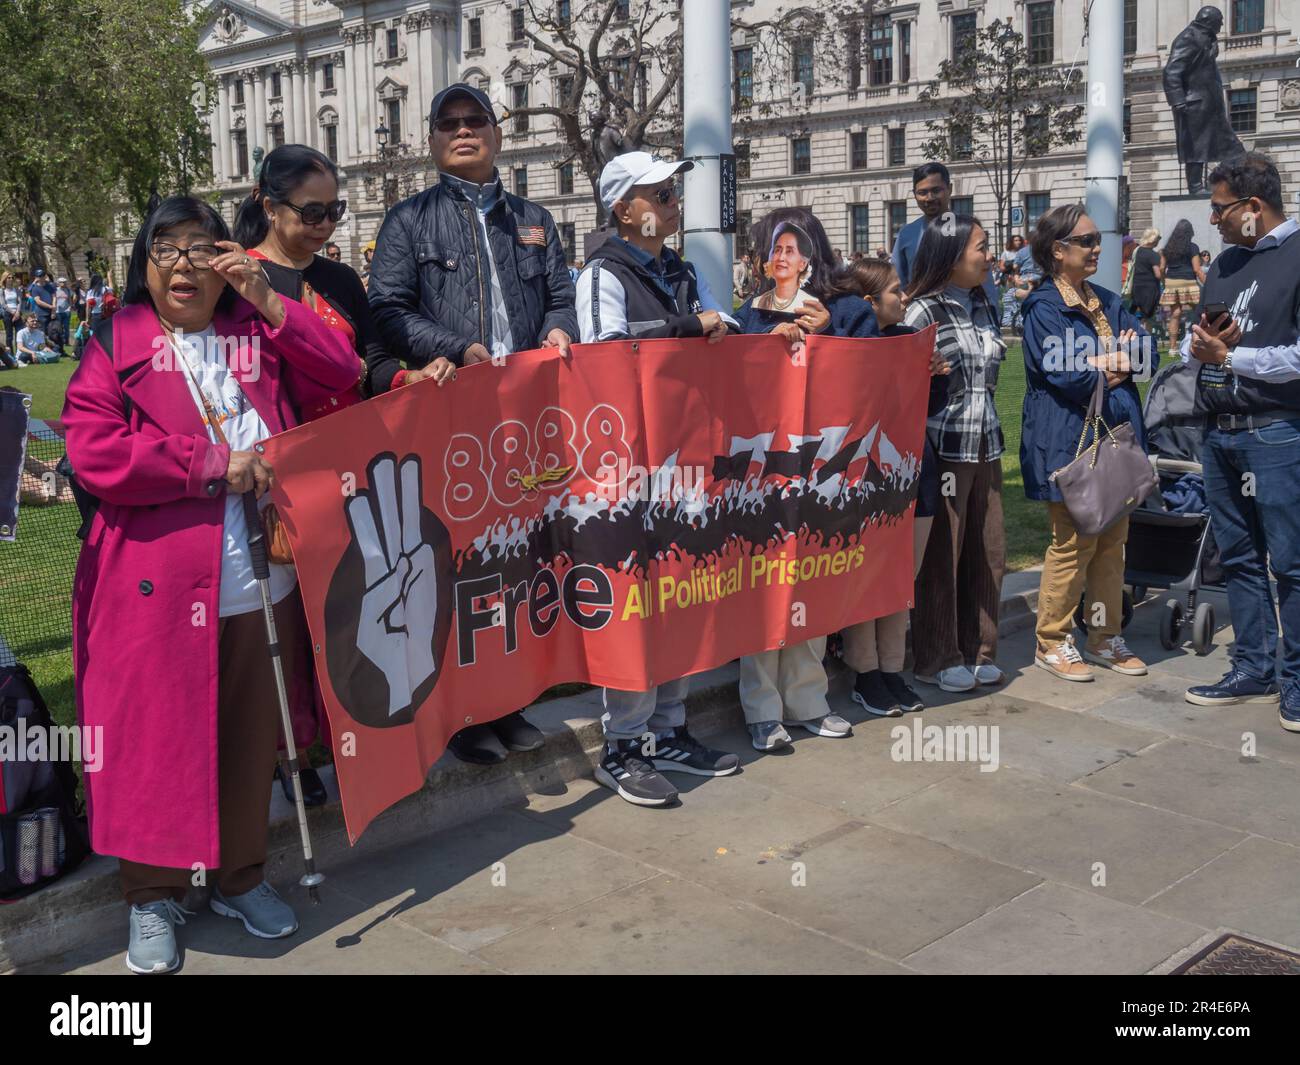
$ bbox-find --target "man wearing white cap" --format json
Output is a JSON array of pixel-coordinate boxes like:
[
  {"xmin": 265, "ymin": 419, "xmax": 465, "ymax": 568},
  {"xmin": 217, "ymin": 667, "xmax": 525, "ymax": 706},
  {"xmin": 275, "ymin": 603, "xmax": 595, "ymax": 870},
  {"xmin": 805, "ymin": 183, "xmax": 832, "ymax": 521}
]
[
  {"xmin": 577, "ymin": 152, "xmax": 737, "ymax": 344},
  {"xmin": 577, "ymin": 151, "xmax": 741, "ymax": 808}
]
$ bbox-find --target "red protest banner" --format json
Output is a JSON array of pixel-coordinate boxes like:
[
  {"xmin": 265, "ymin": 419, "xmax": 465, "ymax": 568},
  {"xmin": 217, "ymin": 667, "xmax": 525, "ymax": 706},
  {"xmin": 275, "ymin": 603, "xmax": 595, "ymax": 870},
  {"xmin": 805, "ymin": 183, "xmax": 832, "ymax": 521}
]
[{"xmin": 262, "ymin": 329, "xmax": 934, "ymax": 841}]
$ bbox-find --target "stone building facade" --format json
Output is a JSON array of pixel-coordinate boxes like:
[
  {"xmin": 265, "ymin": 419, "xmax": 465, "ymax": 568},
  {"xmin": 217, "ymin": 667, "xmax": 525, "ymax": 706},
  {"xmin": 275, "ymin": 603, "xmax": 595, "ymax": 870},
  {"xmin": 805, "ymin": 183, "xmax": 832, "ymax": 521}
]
[{"xmin": 139, "ymin": 1, "xmax": 1300, "ymax": 276}]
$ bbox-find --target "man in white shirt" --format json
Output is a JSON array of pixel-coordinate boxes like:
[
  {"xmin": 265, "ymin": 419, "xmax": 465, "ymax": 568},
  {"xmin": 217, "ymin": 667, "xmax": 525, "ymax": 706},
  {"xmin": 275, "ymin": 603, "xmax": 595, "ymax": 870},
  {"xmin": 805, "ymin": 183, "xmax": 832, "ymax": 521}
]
[
  {"xmin": 16, "ymin": 314, "xmax": 60, "ymax": 364},
  {"xmin": 575, "ymin": 152, "xmax": 741, "ymax": 809}
]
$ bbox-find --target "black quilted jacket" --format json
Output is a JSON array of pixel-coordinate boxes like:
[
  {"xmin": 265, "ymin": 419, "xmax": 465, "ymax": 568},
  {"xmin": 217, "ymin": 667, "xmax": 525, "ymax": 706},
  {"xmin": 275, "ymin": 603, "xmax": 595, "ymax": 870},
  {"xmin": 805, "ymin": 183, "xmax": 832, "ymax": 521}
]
[{"xmin": 367, "ymin": 172, "xmax": 578, "ymax": 391}]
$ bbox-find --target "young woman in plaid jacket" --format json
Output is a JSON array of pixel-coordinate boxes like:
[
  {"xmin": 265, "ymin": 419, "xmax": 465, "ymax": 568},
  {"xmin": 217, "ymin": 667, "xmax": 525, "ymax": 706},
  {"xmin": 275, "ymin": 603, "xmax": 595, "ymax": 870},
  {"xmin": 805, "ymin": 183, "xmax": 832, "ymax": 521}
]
[{"xmin": 903, "ymin": 215, "xmax": 1007, "ymax": 694}]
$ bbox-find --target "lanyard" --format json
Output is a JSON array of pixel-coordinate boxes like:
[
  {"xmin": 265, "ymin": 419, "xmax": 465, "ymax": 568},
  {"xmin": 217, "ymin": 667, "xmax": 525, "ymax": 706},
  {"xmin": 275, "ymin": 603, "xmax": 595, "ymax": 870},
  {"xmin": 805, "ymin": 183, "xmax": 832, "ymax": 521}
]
[{"xmin": 160, "ymin": 321, "xmax": 234, "ymax": 448}]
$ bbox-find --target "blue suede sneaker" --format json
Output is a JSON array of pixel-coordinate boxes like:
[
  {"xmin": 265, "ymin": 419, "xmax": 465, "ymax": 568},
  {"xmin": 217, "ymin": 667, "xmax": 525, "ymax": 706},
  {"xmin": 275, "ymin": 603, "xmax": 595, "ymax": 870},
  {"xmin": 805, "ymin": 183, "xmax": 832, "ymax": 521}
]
[
  {"xmin": 1280, "ymin": 683, "xmax": 1300, "ymax": 733},
  {"xmin": 126, "ymin": 899, "xmax": 192, "ymax": 975},
  {"xmin": 1185, "ymin": 668, "xmax": 1280, "ymax": 707},
  {"xmin": 210, "ymin": 882, "xmax": 299, "ymax": 939}
]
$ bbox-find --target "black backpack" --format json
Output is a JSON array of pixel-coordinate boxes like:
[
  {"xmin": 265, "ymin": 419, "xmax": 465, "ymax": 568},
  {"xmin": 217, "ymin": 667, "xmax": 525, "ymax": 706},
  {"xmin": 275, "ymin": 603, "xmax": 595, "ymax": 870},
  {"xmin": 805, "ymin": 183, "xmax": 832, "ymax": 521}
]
[
  {"xmin": 57, "ymin": 317, "xmax": 125, "ymax": 540},
  {"xmin": 0, "ymin": 663, "xmax": 90, "ymax": 900}
]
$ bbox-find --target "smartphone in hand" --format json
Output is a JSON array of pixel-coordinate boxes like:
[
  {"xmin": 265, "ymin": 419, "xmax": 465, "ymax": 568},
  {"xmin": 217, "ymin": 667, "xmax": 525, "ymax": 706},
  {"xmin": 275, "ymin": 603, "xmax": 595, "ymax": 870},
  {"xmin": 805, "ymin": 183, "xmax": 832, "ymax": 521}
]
[{"xmin": 1203, "ymin": 302, "xmax": 1231, "ymax": 328}]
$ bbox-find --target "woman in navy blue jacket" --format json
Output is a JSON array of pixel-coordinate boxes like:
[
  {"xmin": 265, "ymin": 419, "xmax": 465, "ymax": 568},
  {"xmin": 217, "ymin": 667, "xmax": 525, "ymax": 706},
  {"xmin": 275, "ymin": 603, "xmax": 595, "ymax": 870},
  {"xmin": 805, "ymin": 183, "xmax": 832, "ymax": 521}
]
[
  {"xmin": 733, "ymin": 208, "xmax": 876, "ymax": 755},
  {"xmin": 1021, "ymin": 204, "xmax": 1158, "ymax": 683}
]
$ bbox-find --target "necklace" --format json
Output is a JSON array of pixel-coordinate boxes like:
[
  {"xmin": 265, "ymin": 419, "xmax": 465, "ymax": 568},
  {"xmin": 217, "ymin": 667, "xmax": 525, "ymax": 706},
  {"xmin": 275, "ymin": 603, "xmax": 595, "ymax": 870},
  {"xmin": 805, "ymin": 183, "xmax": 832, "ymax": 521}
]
[{"xmin": 770, "ymin": 287, "xmax": 799, "ymax": 310}]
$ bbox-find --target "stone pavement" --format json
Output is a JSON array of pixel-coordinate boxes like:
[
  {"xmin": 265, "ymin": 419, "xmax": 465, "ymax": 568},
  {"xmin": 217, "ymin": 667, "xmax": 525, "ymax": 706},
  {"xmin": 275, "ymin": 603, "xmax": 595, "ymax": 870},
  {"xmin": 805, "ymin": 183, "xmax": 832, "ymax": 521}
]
[{"xmin": 21, "ymin": 586, "xmax": 1300, "ymax": 974}]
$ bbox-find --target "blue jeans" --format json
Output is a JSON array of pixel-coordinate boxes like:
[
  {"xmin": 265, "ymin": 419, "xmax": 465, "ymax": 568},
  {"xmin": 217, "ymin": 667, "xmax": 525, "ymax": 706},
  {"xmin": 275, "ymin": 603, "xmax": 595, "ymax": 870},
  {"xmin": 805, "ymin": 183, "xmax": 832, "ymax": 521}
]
[{"xmin": 1202, "ymin": 418, "xmax": 1300, "ymax": 684}]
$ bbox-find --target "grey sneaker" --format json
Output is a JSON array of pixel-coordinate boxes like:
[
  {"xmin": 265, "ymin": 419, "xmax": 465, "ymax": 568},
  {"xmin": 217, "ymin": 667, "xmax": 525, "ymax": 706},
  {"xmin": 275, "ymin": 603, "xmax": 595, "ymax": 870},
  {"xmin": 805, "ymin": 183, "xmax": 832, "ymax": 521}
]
[
  {"xmin": 126, "ymin": 898, "xmax": 192, "ymax": 975},
  {"xmin": 210, "ymin": 881, "xmax": 299, "ymax": 940},
  {"xmin": 788, "ymin": 714, "xmax": 853, "ymax": 738},
  {"xmin": 749, "ymin": 721, "xmax": 792, "ymax": 751}
]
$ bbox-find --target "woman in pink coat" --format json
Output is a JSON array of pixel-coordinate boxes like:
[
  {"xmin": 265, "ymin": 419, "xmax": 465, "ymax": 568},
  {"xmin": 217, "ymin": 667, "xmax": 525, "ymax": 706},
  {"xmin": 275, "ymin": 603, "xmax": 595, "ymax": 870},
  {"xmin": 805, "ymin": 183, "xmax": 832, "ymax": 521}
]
[{"xmin": 63, "ymin": 196, "xmax": 360, "ymax": 974}]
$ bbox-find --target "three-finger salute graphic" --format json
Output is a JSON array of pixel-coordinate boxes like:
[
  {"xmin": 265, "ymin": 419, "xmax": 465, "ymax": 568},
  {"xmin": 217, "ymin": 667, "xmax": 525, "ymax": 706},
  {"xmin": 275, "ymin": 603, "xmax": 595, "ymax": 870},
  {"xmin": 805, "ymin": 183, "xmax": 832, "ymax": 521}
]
[{"xmin": 325, "ymin": 453, "xmax": 452, "ymax": 728}]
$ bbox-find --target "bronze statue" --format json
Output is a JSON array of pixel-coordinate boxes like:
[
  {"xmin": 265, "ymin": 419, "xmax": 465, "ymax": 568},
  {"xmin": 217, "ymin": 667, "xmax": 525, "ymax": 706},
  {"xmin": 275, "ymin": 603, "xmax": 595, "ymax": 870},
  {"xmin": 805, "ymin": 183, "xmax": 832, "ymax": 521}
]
[
  {"xmin": 1162, "ymin": 5, "xmax": 1244, "ymax": 195},
  {"xmin": 588, "ymin": 111, "xmax": 632, "ymax": 174}
]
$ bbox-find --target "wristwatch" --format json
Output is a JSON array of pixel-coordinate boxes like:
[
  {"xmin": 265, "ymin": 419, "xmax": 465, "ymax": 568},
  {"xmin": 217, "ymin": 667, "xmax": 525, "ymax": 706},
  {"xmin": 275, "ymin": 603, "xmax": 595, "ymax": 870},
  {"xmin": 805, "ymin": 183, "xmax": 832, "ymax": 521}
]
[{"xmin": 1223, "ymin": 350, "xmax": 1233, "ymax": 373}]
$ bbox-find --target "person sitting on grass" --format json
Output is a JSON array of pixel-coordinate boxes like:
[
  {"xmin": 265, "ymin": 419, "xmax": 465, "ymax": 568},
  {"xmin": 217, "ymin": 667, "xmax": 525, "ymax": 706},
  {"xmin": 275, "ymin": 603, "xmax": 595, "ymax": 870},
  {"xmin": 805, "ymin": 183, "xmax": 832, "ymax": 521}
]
[{"xmin": 16, "ymin": 313, "xmax": 60, "ymax": 364}]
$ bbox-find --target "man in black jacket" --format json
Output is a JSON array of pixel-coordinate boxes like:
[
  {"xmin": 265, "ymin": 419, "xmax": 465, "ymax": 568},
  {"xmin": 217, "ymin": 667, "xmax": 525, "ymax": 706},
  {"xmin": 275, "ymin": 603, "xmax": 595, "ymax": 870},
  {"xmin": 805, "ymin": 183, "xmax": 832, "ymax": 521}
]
[
  {"xmin": 368, "ymin": 83, "xmax": 578, "ymax": 388},
  {"xmin": 368, "ymin": 82, "xmax": 578, "ymax": 764}
]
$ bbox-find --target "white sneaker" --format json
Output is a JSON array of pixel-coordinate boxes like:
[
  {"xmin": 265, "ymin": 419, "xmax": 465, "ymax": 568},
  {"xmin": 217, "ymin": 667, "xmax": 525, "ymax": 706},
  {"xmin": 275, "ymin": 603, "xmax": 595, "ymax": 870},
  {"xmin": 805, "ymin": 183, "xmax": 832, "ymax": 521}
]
[
  {"xmin": 972, "ymin": 663, "xmax": 1004, "ymax": 685},
  {"xmin": 788, "ymin": 714, "xmax": 853, "ymax": 738},
  {"xmin": 915, "ymin": 666, "xmax": 977, "ymax": 692}
]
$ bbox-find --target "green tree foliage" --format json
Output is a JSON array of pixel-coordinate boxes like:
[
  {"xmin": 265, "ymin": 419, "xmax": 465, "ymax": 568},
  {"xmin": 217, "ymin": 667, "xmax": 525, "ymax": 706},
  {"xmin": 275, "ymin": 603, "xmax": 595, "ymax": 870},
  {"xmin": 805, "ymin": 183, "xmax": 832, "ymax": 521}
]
[
  {"xmin": 919, "ymin": 18, "xmax": 1084, "ymax": 249},
  {"xmin": 0, "ymin": 0, "xmax": 212, "ymax": 269}
]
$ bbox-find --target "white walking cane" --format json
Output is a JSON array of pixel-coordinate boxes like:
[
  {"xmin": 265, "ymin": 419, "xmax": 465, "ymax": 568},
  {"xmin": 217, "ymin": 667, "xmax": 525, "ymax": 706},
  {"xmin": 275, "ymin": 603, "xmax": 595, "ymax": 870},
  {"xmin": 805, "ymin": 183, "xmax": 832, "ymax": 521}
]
[{"xmin": 241, "ymin": 490, "xmax": 324, "ymax": 903}]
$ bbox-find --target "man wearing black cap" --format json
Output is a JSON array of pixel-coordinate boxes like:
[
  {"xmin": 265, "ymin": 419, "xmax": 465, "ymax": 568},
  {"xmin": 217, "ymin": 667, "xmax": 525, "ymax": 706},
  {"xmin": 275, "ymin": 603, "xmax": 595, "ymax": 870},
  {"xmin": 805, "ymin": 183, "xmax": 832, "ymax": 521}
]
[{"xmin": 368, "ymin": 82, "xmax": 578, "ymax": 765}]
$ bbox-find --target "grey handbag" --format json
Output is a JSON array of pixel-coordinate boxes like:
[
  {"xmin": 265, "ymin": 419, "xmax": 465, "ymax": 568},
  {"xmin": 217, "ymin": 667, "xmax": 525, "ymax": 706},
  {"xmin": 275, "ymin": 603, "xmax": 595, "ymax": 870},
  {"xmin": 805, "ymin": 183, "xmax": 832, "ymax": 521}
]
[{"xmin": 1049, "ymin": 373, "xmax": 1158, "ymax": 536}]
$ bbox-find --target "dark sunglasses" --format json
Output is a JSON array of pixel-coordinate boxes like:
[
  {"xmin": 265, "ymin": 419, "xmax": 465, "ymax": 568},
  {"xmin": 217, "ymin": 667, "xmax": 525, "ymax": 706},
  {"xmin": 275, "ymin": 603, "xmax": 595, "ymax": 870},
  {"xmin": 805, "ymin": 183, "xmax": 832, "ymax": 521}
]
[
  {"xmin": 433, "ymin": 113, "xmax": 493, "ymax": 134},
  {"xmin": 1209, "ymin": 196, "xmax": 1251, "ymax": 221},
  {"xmin": 282, "ymin": 199, "xmax": 347, "ymax": 225},
  {"xmin": 637, "ymin": 181, "xmax": 680, "ymax": 206},
  {"xmin": 149, "ymin": 242, "xmax": 223, "ymax": 269},
  {"xmin": 1056, "ymin": 233, "xmax": 1103, "ymax": 250},
  {"xmin": 327, "ymin": 250, "xmax": 342, "ymax": 259}
]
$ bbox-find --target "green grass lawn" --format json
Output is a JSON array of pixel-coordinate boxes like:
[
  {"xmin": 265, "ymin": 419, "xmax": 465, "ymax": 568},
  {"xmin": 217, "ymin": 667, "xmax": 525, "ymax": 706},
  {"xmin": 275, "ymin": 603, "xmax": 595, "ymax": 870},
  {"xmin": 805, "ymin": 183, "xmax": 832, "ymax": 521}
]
[
  {"xmin": 996, "ymin": 342, "xmax": 1051, "ymax": 572},
  {"xmin": 2, "ymin": 357, "xmax": 81, "ymax": 730}
]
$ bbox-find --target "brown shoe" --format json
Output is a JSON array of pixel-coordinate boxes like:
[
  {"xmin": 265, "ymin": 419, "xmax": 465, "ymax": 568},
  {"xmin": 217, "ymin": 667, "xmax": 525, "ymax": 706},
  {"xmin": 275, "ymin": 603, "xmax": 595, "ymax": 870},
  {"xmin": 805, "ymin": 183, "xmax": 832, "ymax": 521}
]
[
  {"xmin": 1084, "ymin": 636, "xmax": 1148, "ymax": 676},
  {"xmin": 1034, "ymin": 638, "xmax": 1095, "ymax": 682}
]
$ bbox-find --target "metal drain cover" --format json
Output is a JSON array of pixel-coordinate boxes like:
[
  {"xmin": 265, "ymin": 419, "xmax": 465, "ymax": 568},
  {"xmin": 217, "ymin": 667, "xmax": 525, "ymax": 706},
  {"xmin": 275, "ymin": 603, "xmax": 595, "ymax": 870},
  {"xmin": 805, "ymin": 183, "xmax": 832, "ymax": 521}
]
[{"xmin": 1170, "ymin": 934, "xmax": 1300, "ymax": 975}]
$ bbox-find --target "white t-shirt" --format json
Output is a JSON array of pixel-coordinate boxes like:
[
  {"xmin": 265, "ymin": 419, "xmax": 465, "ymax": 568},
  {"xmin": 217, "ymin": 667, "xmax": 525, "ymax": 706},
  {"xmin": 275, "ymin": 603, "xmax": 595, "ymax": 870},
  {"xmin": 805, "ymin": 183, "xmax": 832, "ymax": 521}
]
[{"xmin": 171, "ymin": 325, "xmax": 296, "ymax": 617}]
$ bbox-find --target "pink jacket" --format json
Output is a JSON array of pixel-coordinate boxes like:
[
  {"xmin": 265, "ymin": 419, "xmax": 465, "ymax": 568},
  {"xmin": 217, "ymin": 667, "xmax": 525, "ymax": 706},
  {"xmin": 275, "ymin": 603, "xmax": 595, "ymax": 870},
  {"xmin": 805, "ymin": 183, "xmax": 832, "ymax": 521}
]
[{"xmin": 63, "ymin": 296, "xmax": 359, "ymax": 869}]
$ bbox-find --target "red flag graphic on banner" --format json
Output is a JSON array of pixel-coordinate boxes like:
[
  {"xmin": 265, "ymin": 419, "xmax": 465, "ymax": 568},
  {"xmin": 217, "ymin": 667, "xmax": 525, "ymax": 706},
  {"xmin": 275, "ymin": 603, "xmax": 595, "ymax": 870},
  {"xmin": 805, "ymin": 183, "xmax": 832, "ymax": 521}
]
[{"xmin": 261, "ymin": 329, "xmax": 935, "ymax": 840}]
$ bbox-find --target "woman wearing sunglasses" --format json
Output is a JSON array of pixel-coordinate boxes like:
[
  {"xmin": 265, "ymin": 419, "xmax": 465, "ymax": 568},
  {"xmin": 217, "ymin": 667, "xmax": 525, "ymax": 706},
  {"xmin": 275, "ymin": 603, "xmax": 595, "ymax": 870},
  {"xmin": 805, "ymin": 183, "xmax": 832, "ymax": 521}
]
[
  {"xmin": 61, "ymin": 196, "xmax": 359, "ymax": 973},
  {"xmin": 233, "ymin": 144, "xmax": 397, "ymax": 805},
  {"xmin": 235, "ymin": 145, "xmax": 393, "ymax": 424},
  {"xmin": 1020, "ymin": 204, "xmax": 1155, "ymax": 683}
]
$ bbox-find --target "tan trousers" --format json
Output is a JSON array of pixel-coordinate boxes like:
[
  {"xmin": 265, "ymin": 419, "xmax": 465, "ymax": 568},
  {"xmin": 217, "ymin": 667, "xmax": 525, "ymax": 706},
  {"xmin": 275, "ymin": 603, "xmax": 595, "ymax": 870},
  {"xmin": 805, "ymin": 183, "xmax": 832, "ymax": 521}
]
[
  {"xmin": 739, "ymin": 637, "xmax": 830, "ymax": 725},
  {"xmin": 843, "ymin": 515, "xmax": 934, "ymax": 673},
  {"xmin": 912, "ymin": 457, "xmax": 1006, "ymax": 675},
  {"xmin": 1035, "ymin": 504, "xmax": 1129, "ymax": 652},
  {"xmin": 119, "ymin": 589, "xmax": 304, "ymax": 905}
]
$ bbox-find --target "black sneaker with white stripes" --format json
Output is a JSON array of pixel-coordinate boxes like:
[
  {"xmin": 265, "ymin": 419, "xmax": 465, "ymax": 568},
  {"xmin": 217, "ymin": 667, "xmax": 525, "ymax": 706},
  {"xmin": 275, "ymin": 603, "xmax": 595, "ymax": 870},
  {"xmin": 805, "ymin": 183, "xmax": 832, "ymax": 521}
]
[
  {"xmin": 650, "ymin": 727, "xmax": 741, "ymax": 777},
  {"xmin": 595, "ymin": 740, "xmax": 679, "ymax": 807}
]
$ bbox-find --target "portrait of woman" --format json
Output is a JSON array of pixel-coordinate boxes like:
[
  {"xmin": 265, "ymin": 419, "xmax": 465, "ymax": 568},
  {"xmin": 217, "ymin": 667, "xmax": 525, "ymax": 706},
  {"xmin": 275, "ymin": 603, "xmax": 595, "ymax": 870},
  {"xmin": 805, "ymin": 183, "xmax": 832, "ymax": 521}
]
[{"xmin": 749, "ymin": 221, "xmax": 821, "ymax": 318}]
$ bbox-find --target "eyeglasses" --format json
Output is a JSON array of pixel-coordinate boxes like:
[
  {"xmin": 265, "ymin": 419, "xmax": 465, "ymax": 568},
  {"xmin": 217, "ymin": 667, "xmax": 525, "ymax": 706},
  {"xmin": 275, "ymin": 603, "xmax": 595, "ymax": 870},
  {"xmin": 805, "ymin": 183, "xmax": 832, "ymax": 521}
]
[
  {"xmin": 282, "ymin": 199, "xmax": 347, "ymax": 225},
  {"xmin": 1056, "ymin": 233, "xmax": 1103, "ymax": 250},
  {"xmin": 327, "ymin": 250, "xmax": 342, "ymax": 260},
  {"xmin": 1209, "ymin": 196, "xmax": 1251, "ymax": 221},
  {"xmin": 149, "ymin": 242, "xmax": 223, "ymax": 269},
  {"xmin": 433, "ymin": 113, "xmax": 493, "ymax": 134}
]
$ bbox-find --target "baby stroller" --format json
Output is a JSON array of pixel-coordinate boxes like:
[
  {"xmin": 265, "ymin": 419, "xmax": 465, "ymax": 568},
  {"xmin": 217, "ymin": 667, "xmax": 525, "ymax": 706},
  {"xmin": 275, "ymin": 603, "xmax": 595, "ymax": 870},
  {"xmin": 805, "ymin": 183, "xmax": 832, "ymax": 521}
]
[{"xmin": 1120, "ymin": 359, "xmax": 1223, "ymax": 654}]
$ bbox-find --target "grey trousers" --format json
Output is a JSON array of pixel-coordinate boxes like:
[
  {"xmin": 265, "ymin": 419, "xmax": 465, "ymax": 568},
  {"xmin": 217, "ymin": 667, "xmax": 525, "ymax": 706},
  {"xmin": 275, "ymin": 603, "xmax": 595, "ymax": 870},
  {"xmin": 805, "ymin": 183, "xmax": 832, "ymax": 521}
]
[
  {"xmin": 738, "ymin": 637, "xmax": 830, "ymax": 725},
  {"xmin": 601, "ymin": 678, "xmax": 690, "ymax": 741}
]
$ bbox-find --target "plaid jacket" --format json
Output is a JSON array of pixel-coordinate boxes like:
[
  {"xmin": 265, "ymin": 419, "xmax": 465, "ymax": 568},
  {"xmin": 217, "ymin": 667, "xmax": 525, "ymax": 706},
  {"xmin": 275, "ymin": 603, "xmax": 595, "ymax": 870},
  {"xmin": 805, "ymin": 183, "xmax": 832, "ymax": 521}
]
[{"xmin": 904, "ymin": 289, "xmax": 1006, "ymax": 462}]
